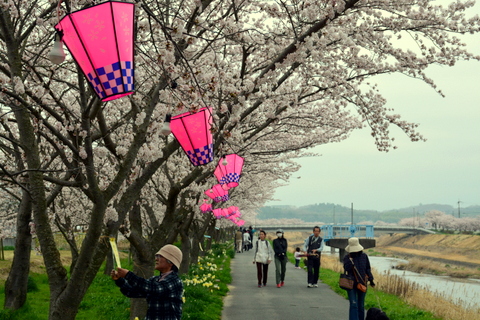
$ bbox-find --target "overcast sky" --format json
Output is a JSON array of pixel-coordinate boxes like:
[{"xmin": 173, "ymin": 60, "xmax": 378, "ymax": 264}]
[{"xmin": 265, "ymin": 3, "xmax": 480, "ymax": 212}]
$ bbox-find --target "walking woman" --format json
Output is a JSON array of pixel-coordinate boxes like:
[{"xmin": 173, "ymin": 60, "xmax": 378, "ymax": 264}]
[
  {"xmin": 343, "ymin": 237, "xmax": 375, "ymax": 320},
  {"xmin": 273, "ymin": 229, "xmax": 288, "ymax": 288},
  {"xmin": 253, "ymin": 230, "xmax": 274, "ymax": 287}
]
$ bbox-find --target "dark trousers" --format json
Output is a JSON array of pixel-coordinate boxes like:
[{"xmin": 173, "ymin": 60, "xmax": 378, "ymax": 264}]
[
  {"xmin": 307, "ymin": 257, "xmax": 320, "ymax": 284},
  {"xmin": 256, "ymin": 262, "xmax": 269, "ymax": 285},
  {"xmin": 295, "ymin": 259, "xmax": 300, "ymax": 267}
]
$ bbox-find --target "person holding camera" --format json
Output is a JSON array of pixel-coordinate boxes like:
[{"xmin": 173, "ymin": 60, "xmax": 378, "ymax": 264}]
[
  {"xmin": 111, "ymin": 244, "xmax": 184, "ymax": 320},
  {"xmin": 273, "ymin": 229, "xmax": 288, "ymax": 288},
  {"xmin": 303, "ymin": 226, "xmax": 324, "ymax": 288}
]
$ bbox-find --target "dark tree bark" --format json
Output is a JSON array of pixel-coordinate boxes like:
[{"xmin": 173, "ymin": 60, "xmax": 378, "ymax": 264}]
[{"xmin": 4, "ymin": 190, "xmax": 32, "ymax": 310}]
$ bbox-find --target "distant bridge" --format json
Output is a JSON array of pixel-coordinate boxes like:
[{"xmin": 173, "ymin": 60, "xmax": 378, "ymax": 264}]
[{"xmin": 256, "ymin": 224, "xmax": 435, "ymax": 237}]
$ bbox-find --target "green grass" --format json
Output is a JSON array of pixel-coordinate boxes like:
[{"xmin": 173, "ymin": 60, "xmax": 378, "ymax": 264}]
[
  {"xmin": 319, "ymin": 267, "xmax": 442, "ymax": 320},
  {"xmin": 0, "ymin": 242, "xmax": 234, "ymax": 320},
  {"xmin": 182, "ymin": 243, "xmax": 233, "ymax": 320}
]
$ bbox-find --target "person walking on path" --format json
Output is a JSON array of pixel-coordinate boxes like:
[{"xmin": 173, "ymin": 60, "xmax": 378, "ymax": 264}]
[
  {"xmin": 235, "ymin": 228, "xmax": 243, "ymax": 253},
  {"xmin": 294, "ymin": 247, "xmax": 302, "ymax": 269},
  {"xmin": 303, "ymin": 226, "xmax": 324, "ymax": 288},
  {"xmin": 111, "ymin": 244, "xmax": 184, "ymax": 320},
  {"xmin": 253, "ymin": 230, "xmax": 274, "ymax": 287},
  {"xmin": 343, "ymin": 237, "xmax": 375, "ymax": 320},
  {"xmin": 243, "ymin": 229, "xmax": 251, "ymax": 251},
  {"xmin": 273, "ymin": 229, "xmax": 288, "ymax": 288}
]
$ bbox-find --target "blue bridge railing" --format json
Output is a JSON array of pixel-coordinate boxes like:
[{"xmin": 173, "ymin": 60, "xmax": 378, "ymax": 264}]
[{"xmin": 321, "ymin": 224, "xmax": 374, "ymax": 240}]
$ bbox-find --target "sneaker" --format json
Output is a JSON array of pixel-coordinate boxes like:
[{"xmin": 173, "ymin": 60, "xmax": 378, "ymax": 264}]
[
  {"xmin": 308, "ymin": 283, "xmax": 313, "ymax": 288},
  {"xmin": 263, "ymin": 284, "xmax": 267, "ymax": 287},
  {"xmin": 313, "ymin": 284, "xmax": 318, "ymax": 288},
  {"xmin": 280, "ymin": 281, "xmax": 285, "ymax": 287},
  {"xmin": 277, "ymin": 284, "xmax": 281, "ymax": 288},
  {"xmin": 258, "ymin": 284, "xmax": 262, "ymax": 288}
]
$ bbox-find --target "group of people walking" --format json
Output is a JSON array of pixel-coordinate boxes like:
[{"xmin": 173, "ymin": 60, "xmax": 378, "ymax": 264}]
[
  {"xmin": 250, "ymin": 226, "xmax": 326, "ymax": 289},
  {"xmin": 235, "ymin": 226, "xmax": 255, "ymax": 253},
  {"xmin": 247, "ymin": 226, "xmax": 375, "ymax": 320}
]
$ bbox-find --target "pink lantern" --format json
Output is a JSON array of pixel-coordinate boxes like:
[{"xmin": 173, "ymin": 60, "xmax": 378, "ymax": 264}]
[
  {"xmin": 55, "ymin": 1, "xmax": 135, "ymax": 101},
  {"xmin": 214, "ymin": 154, "xmax": 245, "ymax": 190},
  {"xmin": 212, "ymin": 208, "xmax": 228, "ymax": 219},
  {"xmin": 204, "ymin": 184, "xmax": 229, "ymax": 203},
  {"xmin": 225, "ymin": 206, "xmax": 239, "ymax": 218},
  {"xmin": 170, "ymin": 107, "xmax": 213, "ymax": 166},
  {"xmin": 236, "ymin": 219, "xmax": 245, "ymax": 227},
  {"xmin": 199, "ymin": 200, "xmax": 212, "ymax": 213}
]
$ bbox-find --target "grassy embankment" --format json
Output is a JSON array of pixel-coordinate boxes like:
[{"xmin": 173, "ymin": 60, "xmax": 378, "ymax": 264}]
[{"xmin": 0, "ymin": 242, "xmax": 234, "ymax": 320}]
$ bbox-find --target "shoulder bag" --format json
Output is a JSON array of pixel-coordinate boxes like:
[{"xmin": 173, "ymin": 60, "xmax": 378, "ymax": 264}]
[
  {"xmin": 351, "ymin": 257, "xmax": 367, "ymax": 293},
  {"xmin": 339, "ymin": 271, "xmax": 354, "ymax": 290}
]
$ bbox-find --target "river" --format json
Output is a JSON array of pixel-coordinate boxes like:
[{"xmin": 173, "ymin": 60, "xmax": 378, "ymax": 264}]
[{"xmin": 369, "ymin": 256, "xmax": 480, "ymax": 310}]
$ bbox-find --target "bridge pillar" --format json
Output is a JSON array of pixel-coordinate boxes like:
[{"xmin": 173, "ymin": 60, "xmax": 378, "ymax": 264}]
[{"xmin": 325, "ymin": 238, "xmax": 376, "ymax": 261}]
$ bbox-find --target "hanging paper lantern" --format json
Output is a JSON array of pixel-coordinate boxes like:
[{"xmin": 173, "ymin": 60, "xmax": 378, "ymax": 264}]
[
  {"xmin": 214, "ymin": 154, "xmax": 245, "ymax": 190},
  {"xmin": 236, "ymin": 219, "xmax": 245, "ymax": 227},
  {"xmin": 54, "ymin": 1, "xmax": 135, "ymax": 101},
  {"xmin": 199, "ymin": 200, "xmax": 212, "ymax": 213},
  {"xmin": 225, "ymin": 206, "xmax": 239, "ymax": 218},
  {"xmin": 170, "ymin": 107, "xmax": 213, "ymax": 166},
  {"xmin": 204, "ymin": 184, "xmax": 229, "ymax": 203},
  {"xmin": 212, "ymin": 208, "xmax": 227, "ymax": 219}
]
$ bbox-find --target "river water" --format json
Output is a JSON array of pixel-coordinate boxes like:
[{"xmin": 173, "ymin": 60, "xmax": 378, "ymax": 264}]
[{"xmin": 369, "ymin": 256, "xmax": 480, "ymax": 310}]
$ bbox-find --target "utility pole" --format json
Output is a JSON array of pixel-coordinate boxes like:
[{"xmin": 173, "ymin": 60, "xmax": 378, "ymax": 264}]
[
  {"xmin": 457, "ymin": 200, "xmax": 461, "ymax": 218},
  {"xmin": 351, "ymin": 203, "xmax": 353, "ymax": 225},
  {"xmin": 413, "ymin": 208, "xmax": 416, "ymax": 228},
  {"xmin": 333, "ymin": 205, "xmax": 336, "ymax": 225}
]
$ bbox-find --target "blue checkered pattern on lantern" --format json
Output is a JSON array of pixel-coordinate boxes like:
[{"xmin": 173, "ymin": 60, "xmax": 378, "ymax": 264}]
[
  {"xmin": 220, "ymin": 173, "xmax": 240, "ymax": 186},
  {"xmin": 186, "ymin": 143, "xmax": 213, "ymax": 166},
  {"xmin": 214, "ymin": 195, "xmax": 229, "ymax": 203},
  {"xmin": 87, "ymin": 61, "xmax": 134, "ymax": 99}
]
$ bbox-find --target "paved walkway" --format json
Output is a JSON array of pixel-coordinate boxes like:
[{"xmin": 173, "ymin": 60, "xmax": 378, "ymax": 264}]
[{"xmin": 222, "ymin": 249, "xmax": 350, "ymax": 319}]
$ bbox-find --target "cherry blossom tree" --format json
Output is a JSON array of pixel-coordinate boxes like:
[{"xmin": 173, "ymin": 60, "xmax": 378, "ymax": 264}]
[{"xmin": 1, "ymin": 0, "xmax": 480, "ymax": 319}]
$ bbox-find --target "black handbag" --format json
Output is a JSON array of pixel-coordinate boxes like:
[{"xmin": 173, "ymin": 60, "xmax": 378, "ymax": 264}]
[{"xmin": 339, "ymin": 272, "xmax": 354, "ymax": 290}]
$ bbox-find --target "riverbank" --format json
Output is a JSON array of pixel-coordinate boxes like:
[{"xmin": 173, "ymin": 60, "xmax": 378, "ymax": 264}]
[{"xmin": 374, "ymin": 234, "xmax": 480, "ymax": 278}]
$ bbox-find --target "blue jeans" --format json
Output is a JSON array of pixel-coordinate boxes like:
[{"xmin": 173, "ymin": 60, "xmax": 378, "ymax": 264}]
[{"xmin": 347, "ymin": 287, "xmax": 366, "ymax": 320}]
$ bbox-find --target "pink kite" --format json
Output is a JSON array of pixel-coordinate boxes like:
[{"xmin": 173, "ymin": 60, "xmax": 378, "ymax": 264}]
[
  {"xmin": 214, "ymin": 154, "xmax": 244, "ymax": 190},
  {"xmin": 171, "ymin": 107, "xmax": 214, "ymax": 166},
  {"xmin": 204, "ymin": 184, "xmax": 229, "ymax": 203},
  {"xmin": 55, "ymin": 1, "xmax": 135, "ymax": 101}
]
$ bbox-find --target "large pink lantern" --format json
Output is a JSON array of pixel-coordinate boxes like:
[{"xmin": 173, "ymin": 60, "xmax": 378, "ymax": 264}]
[
  {"xmin": 214, "ymin": 154, "xmax": 244, "ymax": 190},
  {"xmin": 204, "ymin": 184, "xmax": 229, "ymax": 203},
  {"xmin": 170, "ymin": 107, "xmax": 213, "ymax": 166},
  {"xmin": 55, "ymin": 1, "xmax": 135, "ymax": 101}
]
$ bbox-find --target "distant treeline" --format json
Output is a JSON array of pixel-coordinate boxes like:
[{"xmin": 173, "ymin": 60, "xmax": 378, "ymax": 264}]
[{"xmin": 257, "ymin": 203, "xmax": 480, "ymax": 224}]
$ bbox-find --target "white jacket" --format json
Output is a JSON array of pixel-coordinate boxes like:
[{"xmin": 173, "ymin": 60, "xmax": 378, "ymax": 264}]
[{"xmin": 253, "ymin": 240, "xmax": 274, "ymax": 264}]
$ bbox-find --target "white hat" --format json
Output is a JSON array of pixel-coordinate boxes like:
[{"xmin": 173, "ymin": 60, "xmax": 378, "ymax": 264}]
[
  {"xmin": 345, "ymin": 237, "xmax": 364, "ymax": 253},
  {"xmin": 156, "ymin": 244, "xmax": 182, "ymax": 269}
]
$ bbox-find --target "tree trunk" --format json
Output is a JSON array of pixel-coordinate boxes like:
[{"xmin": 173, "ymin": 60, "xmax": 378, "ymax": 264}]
[
  {"xmin": 4, "ymin": 190, "xmax": 32, "ymax": 310},
  {"xmin": 179, "ymin": 231, "xmax": 191, "ymax": 275},
  {"xmin": 130, "ymin": 257, "xmax": 154, "ymax": 320},
  {"xmin": 128, "ymin": 202, "xmax": 153, "ymax": 319}
]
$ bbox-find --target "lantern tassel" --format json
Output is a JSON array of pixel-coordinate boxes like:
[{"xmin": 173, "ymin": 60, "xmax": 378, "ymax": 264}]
[
  {"xmin": 161, "ymin": 114, "xmax": 172, "ymax": 136},
  {"xmin": 49, "ymin": 30, "xmax": 65, "ymax": 64}
]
